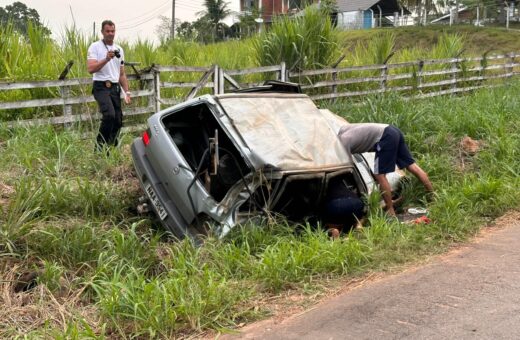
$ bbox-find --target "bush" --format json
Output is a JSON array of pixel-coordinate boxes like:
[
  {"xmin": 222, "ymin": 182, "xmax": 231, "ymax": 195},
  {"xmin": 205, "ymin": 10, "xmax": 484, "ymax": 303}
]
[{"xmin": 254, "ymin": 6, "xmax": 340, "ymax": 70}]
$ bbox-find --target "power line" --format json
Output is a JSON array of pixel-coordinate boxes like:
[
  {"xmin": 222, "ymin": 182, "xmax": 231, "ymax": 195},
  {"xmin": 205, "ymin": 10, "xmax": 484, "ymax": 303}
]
[
  {"xmin": 171, "ymin": 0, "xmax": 175, "ymax": 39},
  {"xmin": 118, "ymin": 6, "xmax": 171, "ymax": 30},
  {"xmin": 175, "ymin": 2, "xmax": 204, "ymax": 11},
  {"xmin": 117, "ymin": 0, "xmax": 171, "ymax": 24},
  {"xmin": 119, "ymin": 16, "xmax": 162, "ymax": 30},
  {"xmin": 117, "ymin": 3, "xmax": 171, "ymax": 29}
]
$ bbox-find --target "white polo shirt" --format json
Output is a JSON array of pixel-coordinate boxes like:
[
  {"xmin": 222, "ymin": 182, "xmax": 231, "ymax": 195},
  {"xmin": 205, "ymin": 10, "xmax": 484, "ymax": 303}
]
[{"xmin": 87, "ymin": 40, "xmax": 125, "ymax": 82}]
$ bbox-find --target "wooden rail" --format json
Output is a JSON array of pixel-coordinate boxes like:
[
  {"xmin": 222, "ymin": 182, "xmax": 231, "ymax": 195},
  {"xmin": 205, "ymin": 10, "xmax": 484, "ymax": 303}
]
[{"xmin": 1, "ymin": 53, "xmax": 518, "ymax": 128}]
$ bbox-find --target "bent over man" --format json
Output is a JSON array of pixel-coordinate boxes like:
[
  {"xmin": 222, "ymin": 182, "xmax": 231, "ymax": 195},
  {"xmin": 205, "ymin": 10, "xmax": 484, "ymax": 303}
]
[
  {"xmin": 338, "ymin": 123, "xmax": 433, "ymax": 216},
  {"xmin": 87, "ymin": 20, "xmax": 131, "ymax": 149}
]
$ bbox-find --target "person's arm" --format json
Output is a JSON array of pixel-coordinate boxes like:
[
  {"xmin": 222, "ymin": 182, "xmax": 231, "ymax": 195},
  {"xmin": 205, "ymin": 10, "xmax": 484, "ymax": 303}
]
[
  {"xmin": 119, "ymin": 65, "xmax": 131, "ymax": 104},
  {"xmin": 374, "ymin": 174, "xmax": 395, "ymax": 216},
  {"xmin": 87, "ymin": 50, "xmax": 115, "ymax": 74}
]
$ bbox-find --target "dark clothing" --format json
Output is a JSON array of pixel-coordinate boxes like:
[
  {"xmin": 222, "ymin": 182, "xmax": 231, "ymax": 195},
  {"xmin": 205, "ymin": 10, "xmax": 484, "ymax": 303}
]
[
  {"xmin": 92, "ymin": 81, "xmax": 123, "ymax": 147},
  {"xmin": 322, "ymin": 177, "xmax": 365, "ymax": 229},
  {"xmin": 374, "ymin": 125, "xmax": 415, "ymax": 174},
  {"xmin": 338, "ymin": 124, "xmax": 415, "ymax": 175}
]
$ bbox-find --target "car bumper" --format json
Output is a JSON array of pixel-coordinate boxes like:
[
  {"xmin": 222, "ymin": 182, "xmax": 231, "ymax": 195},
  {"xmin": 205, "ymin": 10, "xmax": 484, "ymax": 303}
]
[{"xmin": 131, "ymin": 138, "xmax": 192, "ymax": 239}]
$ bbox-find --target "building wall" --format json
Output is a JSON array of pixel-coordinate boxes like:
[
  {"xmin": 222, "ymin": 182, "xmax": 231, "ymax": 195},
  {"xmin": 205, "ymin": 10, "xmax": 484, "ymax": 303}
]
[
  {"xmin": 240, "ymin": 0, "xmax": 319, "ymax": 23},
  {"xmin": 337, "ymin": 10, "xmax": 374, "ymax": 29}
]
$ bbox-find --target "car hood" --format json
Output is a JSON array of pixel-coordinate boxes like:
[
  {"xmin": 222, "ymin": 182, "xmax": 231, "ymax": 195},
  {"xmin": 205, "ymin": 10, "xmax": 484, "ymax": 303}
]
[{"xmin": 215, "ymin": 93, "xmax": 353, "ymax": 172}]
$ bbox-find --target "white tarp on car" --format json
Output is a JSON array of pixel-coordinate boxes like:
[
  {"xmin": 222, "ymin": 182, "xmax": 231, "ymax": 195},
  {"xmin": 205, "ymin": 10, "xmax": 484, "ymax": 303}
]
[{"xmin": 216, "ymin": 93, "xmax": 352, "ymax": 171}]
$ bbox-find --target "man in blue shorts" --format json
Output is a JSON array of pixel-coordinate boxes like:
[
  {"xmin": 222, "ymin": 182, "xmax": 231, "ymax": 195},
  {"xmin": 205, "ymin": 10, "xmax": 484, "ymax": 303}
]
[{"xmin": 338, "ymin": 123, "xmax": 433, "ymax": 216}]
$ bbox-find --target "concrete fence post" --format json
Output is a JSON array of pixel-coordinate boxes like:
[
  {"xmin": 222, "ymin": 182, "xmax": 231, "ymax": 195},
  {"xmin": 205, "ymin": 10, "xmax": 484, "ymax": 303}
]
[{"xmin": 153, "ymin": 66, "xmax": 161, "ymax": 113}]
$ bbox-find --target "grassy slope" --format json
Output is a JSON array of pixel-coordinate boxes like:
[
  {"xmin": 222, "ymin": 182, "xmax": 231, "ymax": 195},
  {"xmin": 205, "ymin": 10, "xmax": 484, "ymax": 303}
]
[
  {"xmin": 339, "ymin": 25, "xmax": 520, "ymax": 55},
  {"xmin": 1, "ymin": 79, "xmax": 519, "ymax": 338}
]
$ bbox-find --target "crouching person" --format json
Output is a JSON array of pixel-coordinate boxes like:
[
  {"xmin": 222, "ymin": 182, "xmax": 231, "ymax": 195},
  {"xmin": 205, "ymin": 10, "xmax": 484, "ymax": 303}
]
[
  {"xmin": 338, "ymin": 123, "xmax": 433, "ymax": 216},
  {"xmin": 322, "ymin": 176, "xmax": 365, "ymax": 238}
]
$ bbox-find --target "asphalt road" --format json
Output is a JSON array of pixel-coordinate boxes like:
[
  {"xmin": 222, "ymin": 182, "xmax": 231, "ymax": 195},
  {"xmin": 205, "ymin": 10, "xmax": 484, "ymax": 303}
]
[{"xmin": 229, "ymin": 215, "xmax": 520, "ymax": 340}]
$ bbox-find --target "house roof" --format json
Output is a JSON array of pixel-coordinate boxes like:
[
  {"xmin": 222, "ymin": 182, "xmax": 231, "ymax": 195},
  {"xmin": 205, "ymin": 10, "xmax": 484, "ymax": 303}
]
[
  {"xmin": 430, "ymin": 6, "xmax": 469, "ymax": 23},
  {"xmin": 337, "ymin": 0, "xmax": 409, "ymax": 15}
]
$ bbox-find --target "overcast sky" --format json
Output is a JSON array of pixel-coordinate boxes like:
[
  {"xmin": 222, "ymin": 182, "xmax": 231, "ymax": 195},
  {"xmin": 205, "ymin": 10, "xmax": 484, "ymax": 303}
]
[{"xmin": 0, "ymin": 0, "xmax": 241, "ymax": 43}]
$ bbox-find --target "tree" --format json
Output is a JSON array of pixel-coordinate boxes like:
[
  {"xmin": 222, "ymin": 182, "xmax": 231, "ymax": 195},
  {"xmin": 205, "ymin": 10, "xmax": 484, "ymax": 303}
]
[
  {"xmin": 198, "ymin": 0, "xmax": 232, "ymax": 41},
  {"xmin": 235, "ymin": 5, "xmax": 262, "ymax": 38},
  {"xmin": 176, "ymin": 21, "xmax": 197, "ymax": 41},
  {"xmin": 192, "ymin": 16, "xmax": 218, "ymax": 43},
  {"xmin": 155, "ymin": 15, "xmax": 182, "ymax": 43},
  {"xmin": 0, "ymin": 1, "xmax": 50, "ymax": 36}
]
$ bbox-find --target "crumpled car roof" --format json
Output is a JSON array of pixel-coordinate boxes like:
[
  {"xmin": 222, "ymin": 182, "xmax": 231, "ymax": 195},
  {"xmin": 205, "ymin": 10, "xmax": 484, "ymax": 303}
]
[{"xmin": 215, "ymin": 93, "xmax": 353, "ymax": 172}]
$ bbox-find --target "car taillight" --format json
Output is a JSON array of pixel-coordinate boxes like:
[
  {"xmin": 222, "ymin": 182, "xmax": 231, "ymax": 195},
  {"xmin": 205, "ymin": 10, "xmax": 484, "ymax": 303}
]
[{"xmin": 142, "ymin": 130, "xmax": 150, "ymax": 146}]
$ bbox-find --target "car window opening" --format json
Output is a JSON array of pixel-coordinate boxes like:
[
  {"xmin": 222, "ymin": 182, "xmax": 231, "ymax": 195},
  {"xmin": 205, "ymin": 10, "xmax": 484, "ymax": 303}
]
[
  {"xmin": 240, "ymin": 171, "xmax": 364, "ymax": 228},
  {"xmin": 162, "ymin": 103, "xmax": 250, "ymax": 202}
]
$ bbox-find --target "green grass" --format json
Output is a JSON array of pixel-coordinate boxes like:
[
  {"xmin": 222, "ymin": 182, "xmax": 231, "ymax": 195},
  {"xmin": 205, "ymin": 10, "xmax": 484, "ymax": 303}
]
[{"xmin": 1, "ymin": 78, "xmax": 519, "ymax": 338}]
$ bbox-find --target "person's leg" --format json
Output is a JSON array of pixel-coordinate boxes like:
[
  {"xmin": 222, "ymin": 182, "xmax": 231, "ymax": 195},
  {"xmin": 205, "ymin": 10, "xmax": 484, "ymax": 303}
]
[
  {"xmin": 323, "ymin": 195, "xmax": 365, "ymax": 234},
  {"xmin": 109, "ymin": 87, "xmax": 123, "ymax": 146},
  {"xmin": 406, "ymin": 163, "xmax": 433, "ymax": 192},
  {"xmin": 374, "ymin": 126, "xmax": 400, "ymax": 215},
  {"xmin": 392, "ymin": 128, "xmax": 434, "ymax": 193},
  {"xmin": 93, "ymin": 85, "xmax": 116, "ymax": 148},
  {"xmin": 374, "ymin": 173, "xmax": 395, "ymax": 216}
]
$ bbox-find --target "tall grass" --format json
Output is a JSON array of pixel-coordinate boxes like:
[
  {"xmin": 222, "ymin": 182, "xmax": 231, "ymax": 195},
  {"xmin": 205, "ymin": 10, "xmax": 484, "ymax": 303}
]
[{"xmin": 254, "ymin": 6, "xmax": 341, "ymax": 71}]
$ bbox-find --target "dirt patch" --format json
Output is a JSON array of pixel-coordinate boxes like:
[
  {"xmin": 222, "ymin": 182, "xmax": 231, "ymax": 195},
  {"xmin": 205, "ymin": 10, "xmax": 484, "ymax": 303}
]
[
  {"xmin": 108, "ymin": 164, "xmax": 136, "ymax": 182},
  {"xmin": 0, "ymin": 262, "xmax": 104, "ymax": 338},
  {"xmin": 0, "ymin": 181, "xmax": 14, "ymax": 212},
  {"xmin": 0, "ymin": 181, "xmax": 15, "ymax": 198}
]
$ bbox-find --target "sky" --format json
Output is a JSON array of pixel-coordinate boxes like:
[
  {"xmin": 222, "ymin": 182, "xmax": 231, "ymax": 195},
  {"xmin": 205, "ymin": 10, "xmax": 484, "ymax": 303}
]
[{"xmin": 0, "ymin": 0, "xmax": 241, "ymax": 43}]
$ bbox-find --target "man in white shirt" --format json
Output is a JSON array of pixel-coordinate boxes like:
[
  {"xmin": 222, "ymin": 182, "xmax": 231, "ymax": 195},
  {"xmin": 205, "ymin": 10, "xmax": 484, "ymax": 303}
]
[{"xmin": 87, "ymin": 20, "xmax": 131, "ymax": 149}]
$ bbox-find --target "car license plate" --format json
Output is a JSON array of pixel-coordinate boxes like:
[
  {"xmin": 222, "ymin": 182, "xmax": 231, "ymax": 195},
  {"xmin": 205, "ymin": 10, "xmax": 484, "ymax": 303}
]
[{"xmin": 145, "ymin": 183, "xmax": 168, "ymax": 220}]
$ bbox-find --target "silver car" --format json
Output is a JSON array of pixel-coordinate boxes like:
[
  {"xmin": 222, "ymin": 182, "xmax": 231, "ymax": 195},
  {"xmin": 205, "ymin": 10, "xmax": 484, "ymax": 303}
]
[{"xmin": 131, "ymin": 83, "xmax": 401, "ymax": 240}]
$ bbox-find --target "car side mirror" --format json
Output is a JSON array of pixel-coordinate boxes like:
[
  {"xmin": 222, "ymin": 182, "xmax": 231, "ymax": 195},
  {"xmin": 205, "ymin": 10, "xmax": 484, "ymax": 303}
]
[{"xmin": 209, "ymin": 129, "xmax": 219, "ymax": 176}]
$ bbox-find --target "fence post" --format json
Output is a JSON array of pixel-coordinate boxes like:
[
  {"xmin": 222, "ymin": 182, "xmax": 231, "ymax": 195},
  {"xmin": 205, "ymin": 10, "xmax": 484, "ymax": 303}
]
[
  {"xmin": 60, "ymin": 86, "xmax": 73, "ymax": 127},
  {"xmin": 380, "ymin": 53, "xmax": 394, "ymax": 92},
  {"xmin": 153, "ymin": 66, "xmax": 161, "ymax": 113},
  {"xmin": 213, "ymin": 65, "xmax": 219, "ymax": 95},
  {"xmin": 280, "ymin": 62, "xmax": 286, "ymax": 82},
  {"xmin": 417, "ymin": 60, "xmax": 424, "ymax": 92},
  {"xmin": 59, "ymin": 61, "xmax": 74, "ymax": 128},
  {"xmin": 331, "ymin": 55, "xmax": 345, "ymax": 102},
  {"xmin": 219, "ymin": 67, "xmax": 225, "ymax": 94},
  {"xmin": 451, "ymin": 59, "xmax": 458, "ymax": 91},
  {"xmin": 380, "ymin": 65, "xmax": 387, "ymax": 91},
  {"xmin": 507, "ymin": 52, "xmax": 515, "ymax": 79}
]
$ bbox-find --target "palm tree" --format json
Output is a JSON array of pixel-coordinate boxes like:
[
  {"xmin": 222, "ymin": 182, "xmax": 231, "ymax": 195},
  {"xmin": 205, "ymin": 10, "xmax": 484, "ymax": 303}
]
[{"xmin": 198, "ymin": 0, "xmax": 232, "ymax": 41}]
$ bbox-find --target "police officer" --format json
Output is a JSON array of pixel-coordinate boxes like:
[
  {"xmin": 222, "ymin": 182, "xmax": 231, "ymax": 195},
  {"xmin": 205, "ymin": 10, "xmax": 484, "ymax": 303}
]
[{"xmin": 87, "ymin": 20, "xmax": 131, "ymax": 149}]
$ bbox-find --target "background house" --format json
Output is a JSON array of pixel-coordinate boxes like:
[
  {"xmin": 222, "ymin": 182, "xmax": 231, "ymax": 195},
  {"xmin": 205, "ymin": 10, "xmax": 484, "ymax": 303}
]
[
  {"xmin": 240, "ymin": 0, "xmax": 305, "ymax": 24},
  {"xmin": 335, "ymin": 0, "xmax": 410, "ymax": 29},
  {"xmin": 238, "ymin": 0, "xmax": 410, "ymax": 29}
]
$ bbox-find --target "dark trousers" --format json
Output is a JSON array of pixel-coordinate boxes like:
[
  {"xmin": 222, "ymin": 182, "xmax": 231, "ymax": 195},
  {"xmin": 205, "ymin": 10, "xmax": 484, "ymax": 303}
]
[
  {"xmin": 92, "ymin": 81, "xmax": 123, "ymax": 148},
  {"xmin": 323, "ymin": 195, "xmax": 365, "ymax": 229}
]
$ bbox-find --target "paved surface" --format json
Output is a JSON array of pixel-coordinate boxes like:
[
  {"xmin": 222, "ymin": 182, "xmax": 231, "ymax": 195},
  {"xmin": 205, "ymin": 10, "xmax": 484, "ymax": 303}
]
[{"xmin": 229, "ymin": 217, "xmax": 520, "ymax": 340}]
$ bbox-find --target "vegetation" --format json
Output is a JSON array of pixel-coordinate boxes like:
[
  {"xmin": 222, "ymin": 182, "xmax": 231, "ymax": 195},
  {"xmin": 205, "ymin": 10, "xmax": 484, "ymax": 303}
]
[
  {"xmin": 254, "ymin": 6, "xmax": 341, "ymax": 70},
  {"xmin": 1, "ymin": 77, "xmax": 519, "ymax": 337},
  {"xmin": 0, "ymin": 1, "xmax": 50, "ymax": 36},
  {"xmin": 1, "ymin": 9, "xmax": 520, "ymax": 336}
]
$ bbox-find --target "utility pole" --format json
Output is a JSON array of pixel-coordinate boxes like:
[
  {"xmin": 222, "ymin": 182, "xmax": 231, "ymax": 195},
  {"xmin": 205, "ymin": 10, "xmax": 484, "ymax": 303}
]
[
  {"xmin": 171, "ymin": 0, "xmax": 175, "ymax": 39},
  {"xmin": 505, "ymin": 1, "xmax": 510, "ymax": 29},
  {"xmin": 93, "ymin": 22, "xmax": 96, "ymax": 37}
]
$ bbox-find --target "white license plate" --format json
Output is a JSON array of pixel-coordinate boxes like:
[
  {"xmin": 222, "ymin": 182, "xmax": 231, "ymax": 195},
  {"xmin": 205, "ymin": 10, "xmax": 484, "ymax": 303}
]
[{"xmin": 145, "ymin": 183, "xmax": 168, "ymax": 220}]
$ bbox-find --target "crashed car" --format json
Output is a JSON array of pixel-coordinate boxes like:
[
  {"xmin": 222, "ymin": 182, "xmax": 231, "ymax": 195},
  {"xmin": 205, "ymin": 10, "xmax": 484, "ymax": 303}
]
[{"xmin": 131, "ymin": 81, "xmax": 402, "ymax": 240}]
